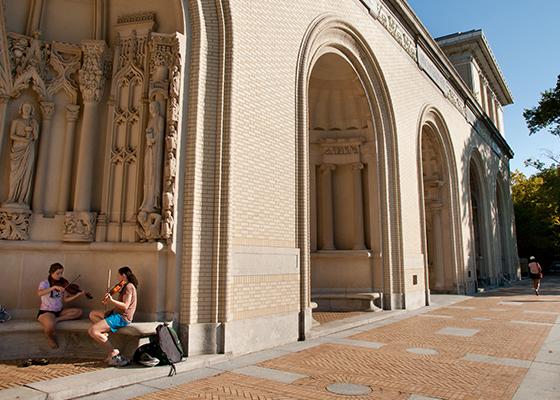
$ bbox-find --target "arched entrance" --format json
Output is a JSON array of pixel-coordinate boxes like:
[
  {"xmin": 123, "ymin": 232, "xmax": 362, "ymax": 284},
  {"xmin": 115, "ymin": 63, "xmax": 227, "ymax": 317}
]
[
  {"xmin": 495, "ymin": 175, "xmax": 511, "ymax": 280},
  {"xmin": 469, "ymin": 156, "xmax": 491, "ymax": 288},
  {"xmin": 308, "ymin": 52, "xmax": 381, "ymax": 312},
  {"xmin": 418, "ymin": 112, "xmax": 461, "ymax": 295},
  {"xmin": 295, "ymin": 18, "xmax": 403, "ymax": 338}
]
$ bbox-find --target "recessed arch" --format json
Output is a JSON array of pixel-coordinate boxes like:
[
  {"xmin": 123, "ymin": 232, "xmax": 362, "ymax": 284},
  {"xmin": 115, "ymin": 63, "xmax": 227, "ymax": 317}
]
[
  {"xmin": 467, "ymin": 148, "xmax": 494, "ymax": 288},
  {"xmin": 295, "ymin": 15, "xmax": 403, "ymax": 337},
  {"xmin": 417, "ymin": 106, "xmax": 464, "ymax": 298}
]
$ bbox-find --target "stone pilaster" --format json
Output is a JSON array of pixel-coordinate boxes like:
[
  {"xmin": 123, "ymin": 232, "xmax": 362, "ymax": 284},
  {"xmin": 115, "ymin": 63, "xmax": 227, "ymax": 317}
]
[
  {"xmin": 32, "ymin": 101, "xmax": 55, "ymax": 213},
  {"xmin": 65, "ymin": 40, "xmax": 107, "ymax": 242},
  {"xmin": 57, "ymin": 104, "xmax": 80, "ymax": 213},
  {"xmin": 320, "ymin": 164, "xmax": 336, "ymax": 250},
  {"xmin": 352, "ymin": 162, "xmax": 366, "ymax": 250}
]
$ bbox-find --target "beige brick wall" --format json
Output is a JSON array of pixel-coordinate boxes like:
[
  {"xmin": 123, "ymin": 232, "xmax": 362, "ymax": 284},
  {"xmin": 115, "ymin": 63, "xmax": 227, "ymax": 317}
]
[{"xmin": 231, "ymin": 274, "xmax": 300, "ymax": 320}]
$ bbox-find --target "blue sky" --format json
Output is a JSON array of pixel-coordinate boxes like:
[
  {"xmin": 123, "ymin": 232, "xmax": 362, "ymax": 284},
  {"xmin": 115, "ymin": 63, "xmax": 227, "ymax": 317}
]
[{"xmin": 407, "ymin": 0, "xmax": 560, "ymax": 175}]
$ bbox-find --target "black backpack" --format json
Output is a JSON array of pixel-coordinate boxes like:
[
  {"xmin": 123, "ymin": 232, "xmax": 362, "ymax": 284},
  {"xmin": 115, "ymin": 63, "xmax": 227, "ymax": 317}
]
[{"xmin": 133, "ymin": 323, "xmax": 184, "ymax": 376}]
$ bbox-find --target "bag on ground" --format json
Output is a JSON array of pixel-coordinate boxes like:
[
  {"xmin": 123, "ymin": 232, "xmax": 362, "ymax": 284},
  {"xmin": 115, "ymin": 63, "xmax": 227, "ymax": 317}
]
[{"xmin": 133, "ymin": 323, "xmax": 184, "ymax": 376}]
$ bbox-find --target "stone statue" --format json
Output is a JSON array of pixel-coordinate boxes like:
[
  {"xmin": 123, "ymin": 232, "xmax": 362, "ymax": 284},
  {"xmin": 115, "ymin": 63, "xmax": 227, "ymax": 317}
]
[
  {"xmin": 5, "ymin": 102, "xmax": 39, "ymax": 207},
  {"xmin": 140, "ymin": 100, "xmax": 164, "ymax": 212},
  {"xmin": 137, "ymin": 210, "xmax": 161, "ymax": 242}
]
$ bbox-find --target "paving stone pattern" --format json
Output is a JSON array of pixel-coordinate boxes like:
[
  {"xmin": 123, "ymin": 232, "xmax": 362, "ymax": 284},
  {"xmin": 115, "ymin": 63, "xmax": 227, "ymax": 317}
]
[
  {"xmin": 134, "ymin": 288, "xmax": 559, "ymax": 400},
  {"xmin": 0, "ymin": 358, "xmax": 104, "ymax": 390},
  {"xmin": 313, "ymin": 311, "xmax": 366, "ymax": 324}
]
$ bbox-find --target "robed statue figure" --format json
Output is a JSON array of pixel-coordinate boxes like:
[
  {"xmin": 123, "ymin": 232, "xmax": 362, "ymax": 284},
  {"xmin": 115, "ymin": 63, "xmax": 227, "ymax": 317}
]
[
  {"xmin": 140, "ymin": 100, "xmax": 165, "ymax": 212},
  {"xmin": 5, "ymin": 102, "xmax": 39, "ymax": 207}
]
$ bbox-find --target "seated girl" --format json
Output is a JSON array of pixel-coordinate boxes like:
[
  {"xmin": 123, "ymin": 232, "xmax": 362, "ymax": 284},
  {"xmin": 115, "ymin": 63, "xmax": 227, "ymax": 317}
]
[
  {"xmin": 88, "ymin": 266, "xmax": 138, "ymax": 366},
  {"xmin": 37, "ymin": 263, "xmax": 84, "ymax": 349}
]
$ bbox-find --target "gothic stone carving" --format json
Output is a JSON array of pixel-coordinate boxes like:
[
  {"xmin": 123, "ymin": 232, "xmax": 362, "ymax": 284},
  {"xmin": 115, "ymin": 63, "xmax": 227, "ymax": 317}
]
[
  {"xmin": 63, "ymin": 211, "xmax": 97, "ymax": 242},
  {"xmin": 4, "ymin": 102, "xmax": 39, "ymax": 207},
  {"xmin": 79, "ymin": 40, "xmax": 108, "ymax": 103},
  {"xmin": 0, "ymin": 208, "xmax": 32, "ymax": 240},
  {"xmin": 140, "ymin": 100, "xmax": 165, "ymax": 213},
  {"xmin": 8, "ymin": 31, "xmax": 49, "ymax": 99}
]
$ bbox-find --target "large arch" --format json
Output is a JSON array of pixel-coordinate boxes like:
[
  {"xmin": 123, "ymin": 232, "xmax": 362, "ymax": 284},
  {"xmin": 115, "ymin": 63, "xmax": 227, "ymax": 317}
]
[
  {"xmin": 295, "ymin": 15, "xmax": 402, "ymax": 338},
  {"xmin": 417, "ymin": 107, "xmax": 464, "ymax": 298},
  {"xmin": 467, "ymin": 149, "xmax": 494, "ymax": 288},
  {"xmin": 495, "ymin": 171, "xmax": 514, "ymax": 280}
]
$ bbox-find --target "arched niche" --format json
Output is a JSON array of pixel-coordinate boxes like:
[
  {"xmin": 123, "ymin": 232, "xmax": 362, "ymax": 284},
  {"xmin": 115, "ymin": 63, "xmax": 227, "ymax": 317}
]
[
  {"xmin": 417, "ymin": 108, "xmax": 462, "ymax": 296},
  {"xmin": 295, "ymin": 17, "xmax": 402, "ymax": 331}
]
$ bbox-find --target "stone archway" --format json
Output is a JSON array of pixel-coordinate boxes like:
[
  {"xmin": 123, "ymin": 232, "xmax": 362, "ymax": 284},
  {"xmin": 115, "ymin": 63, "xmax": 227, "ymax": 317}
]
[
  {"xmin": 308, "ymin": 52, "xmax": 381, "ymax": 312},
  {"xmin": 468, "ymin": 155, "xmax": 491, "ymax": 288},
  {"xmin": 295, "ymin": 17, "xmax": 402, "ymax": 337},
  {"xmin": 418, "ymin": 109, "xmax": 462, "ymax": 297},
  {"xmin": 495, "ymin": 175, "xmax": 511, "ymax": 280}
]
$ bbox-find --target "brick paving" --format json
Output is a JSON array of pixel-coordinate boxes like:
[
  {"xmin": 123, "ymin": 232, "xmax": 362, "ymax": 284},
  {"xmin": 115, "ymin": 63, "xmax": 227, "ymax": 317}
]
[
  {"xmin": 0, "ymin": 358, "xmax": 105, "ymax": 390},
  {"xmin": 134, "ymin": 285, "xmax": 560, "ymax": 400},
  {"xmin": 313, "ymin": 311, "xmax": 366, "ymax": 324}
]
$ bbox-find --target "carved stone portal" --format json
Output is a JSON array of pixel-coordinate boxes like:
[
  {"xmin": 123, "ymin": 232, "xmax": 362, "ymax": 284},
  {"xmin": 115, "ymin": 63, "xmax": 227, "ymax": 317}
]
[{"xmin": 63, "ymin": 211, "xmax": 97, "ymax": 242}]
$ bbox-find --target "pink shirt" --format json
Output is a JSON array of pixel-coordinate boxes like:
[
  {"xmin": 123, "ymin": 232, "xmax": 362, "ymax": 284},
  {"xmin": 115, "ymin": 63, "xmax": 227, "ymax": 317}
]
[{"xmin": 529, "ymin": 262, "xmax": 542, "ymax": 274}]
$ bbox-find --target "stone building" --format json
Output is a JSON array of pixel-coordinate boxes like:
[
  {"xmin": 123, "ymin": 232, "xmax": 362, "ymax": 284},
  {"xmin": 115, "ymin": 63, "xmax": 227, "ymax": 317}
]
[{"xmin": 0, "ymin": 0, "xmax": 518, "ymax": 356}]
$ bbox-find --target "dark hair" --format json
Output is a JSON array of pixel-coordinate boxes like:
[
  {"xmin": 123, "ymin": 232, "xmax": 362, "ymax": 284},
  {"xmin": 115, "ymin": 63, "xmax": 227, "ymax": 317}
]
[
  {"xmin": 49, "ymin": 263, "xmax": 64, "ymax": 275},
  {"xmin": 118, "ymin": 266, "xmax": 138, "ymax": 288}
]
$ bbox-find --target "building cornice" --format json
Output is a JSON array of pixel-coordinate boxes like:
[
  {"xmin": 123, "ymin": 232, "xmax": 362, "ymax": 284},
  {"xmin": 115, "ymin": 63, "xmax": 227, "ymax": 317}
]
[
  {"xmin": 436, "ymin": 30, "xmax": 513, "ymax": 106},
  {"xmin": 361, "ymin": 0, "xmax": 514, "ymax": 159}
]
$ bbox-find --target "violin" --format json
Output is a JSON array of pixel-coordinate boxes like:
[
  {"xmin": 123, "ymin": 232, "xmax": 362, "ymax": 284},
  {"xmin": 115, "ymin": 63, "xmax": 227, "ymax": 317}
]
[
  {"xmin": 50, "ymin": 275, "xmax": 93, "ymax": 299},
  {"xmin": 65, "ymin": 282, "xmax": 93, "ymax": 299},
  {"xmin": 107, "ymin": 279, "xmax": 127, "ymax": 296}
]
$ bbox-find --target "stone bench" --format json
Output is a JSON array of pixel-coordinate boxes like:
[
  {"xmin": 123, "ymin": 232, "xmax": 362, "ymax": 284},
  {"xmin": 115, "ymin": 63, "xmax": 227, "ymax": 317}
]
[
  {"xmin": 312, "ymin": 292, "xmax": 383, "ymax": 312},
  {"xmin": 0, "ymin": 319, "xmax": 161, "ymax": 361}
]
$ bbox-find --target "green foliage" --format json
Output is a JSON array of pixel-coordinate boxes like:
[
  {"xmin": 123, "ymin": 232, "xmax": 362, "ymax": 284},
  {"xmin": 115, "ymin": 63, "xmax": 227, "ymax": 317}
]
[
  {"xmin": 523, "ymin": 75, "xmax": 560, "ymax": 137},
  {"xmin": 512, "ymin": 168, "xmax": 560, "ymax": 265}
]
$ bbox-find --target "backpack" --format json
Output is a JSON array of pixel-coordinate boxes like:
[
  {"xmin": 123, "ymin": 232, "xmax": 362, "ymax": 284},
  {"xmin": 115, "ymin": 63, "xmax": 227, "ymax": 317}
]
[
  {"xmin": 0, "ymin": 305, "xmax": 11, "ymax": 323},
  {"xmin": 133, "ymin": 323, "xmax": 184, "ymax": 376}
]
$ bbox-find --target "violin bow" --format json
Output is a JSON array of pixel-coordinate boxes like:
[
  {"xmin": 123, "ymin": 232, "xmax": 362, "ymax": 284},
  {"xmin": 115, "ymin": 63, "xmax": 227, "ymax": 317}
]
[{"xmin": 63, "ymin": 274, "xmax": 81, "ymax": 289}]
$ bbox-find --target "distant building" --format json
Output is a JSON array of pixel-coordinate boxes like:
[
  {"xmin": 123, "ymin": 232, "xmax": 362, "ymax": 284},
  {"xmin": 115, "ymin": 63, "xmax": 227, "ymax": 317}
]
[{"xmin": 0, "ymin": 0, "xmax": 518, "ymax": 356}]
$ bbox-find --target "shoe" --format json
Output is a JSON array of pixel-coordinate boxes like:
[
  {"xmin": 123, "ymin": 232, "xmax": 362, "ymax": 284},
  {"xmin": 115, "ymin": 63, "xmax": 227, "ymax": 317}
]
[
  {"xmin": 536, "ymin": 290, "xmax": 540, "ymax": 296},
  {"xmin": 138, "ymin": 352, "xmax": 160, "ymax": 367},
  {"xmin": 108, "ymin": 354, "xmax": 129, "ymax": 367}
]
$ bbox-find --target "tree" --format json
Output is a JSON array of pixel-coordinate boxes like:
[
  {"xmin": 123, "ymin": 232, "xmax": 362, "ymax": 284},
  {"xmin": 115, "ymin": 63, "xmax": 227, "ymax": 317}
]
[
  {"xmin": 523, "ymin": 74, "xmax": 560, "ymax": 137},
  {"xmin": 512, "ymin": 168, "xmax": 560, "ymax": 268}
]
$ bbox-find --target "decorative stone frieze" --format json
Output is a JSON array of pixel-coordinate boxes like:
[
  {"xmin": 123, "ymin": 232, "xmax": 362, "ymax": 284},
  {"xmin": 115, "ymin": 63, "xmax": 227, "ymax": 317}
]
[
  {"xmin": 47, "ymin": 41, "xmax": 81, "ymax": 103},
  {"xmin": 375, "ymin": 2, "xmax": 417, "ymax": 61},
  {"xmin": 63, "ymin": 211, "xmax": 97, "ymax": 242},
  {"xmin": 0, "ymin": 207, "xmax": 32, "ymax": 240},
  {"xmin": 78, "ymin": 40, "xmax": 108, "ymax": 103},
  {"xmin": 7, "ymin": 31, "xmax": 49, "ymax": 99}
]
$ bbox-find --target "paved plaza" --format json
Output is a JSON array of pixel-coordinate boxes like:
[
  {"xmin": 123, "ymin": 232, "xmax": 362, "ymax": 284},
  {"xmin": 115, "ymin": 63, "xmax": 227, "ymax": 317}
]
[{"xmin": 1, "ymin": 277, "xmax": 559, "ymax": 400}]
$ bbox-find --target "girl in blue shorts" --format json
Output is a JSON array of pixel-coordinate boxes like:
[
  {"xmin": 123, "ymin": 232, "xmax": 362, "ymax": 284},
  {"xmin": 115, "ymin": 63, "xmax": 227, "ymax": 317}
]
[{"xmin": 88, "ymin": 266, "xmax": 138, "ymax": 366}]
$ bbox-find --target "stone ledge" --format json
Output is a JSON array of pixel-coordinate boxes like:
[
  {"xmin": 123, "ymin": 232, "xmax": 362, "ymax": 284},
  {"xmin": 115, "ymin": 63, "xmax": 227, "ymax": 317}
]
[
  {"xmin": 312, "ymin": 292, "xmax": 383, "ymax": 312},
  {"xmin": 0, "ymin": 319, "xmax": 160, "ymax": 337}
]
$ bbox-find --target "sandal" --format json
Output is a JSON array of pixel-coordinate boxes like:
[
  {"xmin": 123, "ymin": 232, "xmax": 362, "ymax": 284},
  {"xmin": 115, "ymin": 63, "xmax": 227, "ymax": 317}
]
[
  {"xmin": 33, "ymin": 358, "xmax": 49, "ymax": 366},
  {"xmin": 17, "ymin": 359, "xmax": 33, "ymax": 368}
]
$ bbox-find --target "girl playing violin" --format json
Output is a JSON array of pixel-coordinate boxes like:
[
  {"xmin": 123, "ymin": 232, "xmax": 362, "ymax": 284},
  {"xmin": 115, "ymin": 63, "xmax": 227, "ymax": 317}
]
[
  {"xmin": 37, "ymin": 263, "xmax": 84, "ymax": 349},
  {"xmin": 88, "ymin": 266, "xmax": 138, "ymax": 366}
]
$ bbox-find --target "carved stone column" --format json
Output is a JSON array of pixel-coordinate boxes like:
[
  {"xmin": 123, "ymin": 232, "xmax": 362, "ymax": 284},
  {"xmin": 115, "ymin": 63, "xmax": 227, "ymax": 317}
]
[
  {"xmin": 352, "ymin": 162, "xmax": 366, "ymax": 250},
  {"xmin": 64, "ymin": 40, "xmax": 107, "ymax": 242},
  {"xmin": 320, "ymin": 164, "xmax": 336, "ymax": 250},
  {"xmin": 0, "ymin": 96, "xmax": 9, "ymax": 158},
  {"xmin": 32, "ymin": 101, "xmax": 55, "ymax": 213},
  {"xmin": 430, "ymin": 202, "xmax": 445, "ymax": 289},
  {"xmin": 57, "ymin": 104, "xmax": 80, "ymax": 213}
]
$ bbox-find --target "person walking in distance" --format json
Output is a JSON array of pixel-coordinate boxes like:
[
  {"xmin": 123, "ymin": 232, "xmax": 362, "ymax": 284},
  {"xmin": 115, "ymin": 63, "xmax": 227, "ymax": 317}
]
[{"xmin": 528, "ymin": 256, "xmax": 543, "ymax": 295}]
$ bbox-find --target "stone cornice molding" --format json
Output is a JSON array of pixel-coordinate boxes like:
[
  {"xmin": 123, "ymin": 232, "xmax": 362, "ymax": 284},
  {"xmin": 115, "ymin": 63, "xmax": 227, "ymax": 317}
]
[{"xmin": 359, "ymin": 0, "xmax": 514, "ymax": 159}]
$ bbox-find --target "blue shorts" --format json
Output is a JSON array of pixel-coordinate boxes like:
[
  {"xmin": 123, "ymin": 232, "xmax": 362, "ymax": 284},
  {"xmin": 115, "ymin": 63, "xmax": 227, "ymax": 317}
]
[{"xmin": 104, "ymin": 312, "xmax": 130, "ymax": 332}]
